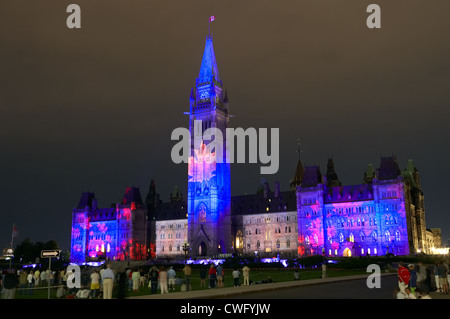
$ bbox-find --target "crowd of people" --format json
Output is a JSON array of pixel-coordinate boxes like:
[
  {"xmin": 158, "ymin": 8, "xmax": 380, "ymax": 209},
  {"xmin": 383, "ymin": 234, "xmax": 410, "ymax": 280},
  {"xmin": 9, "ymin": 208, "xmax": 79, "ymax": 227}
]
[
  {"xmin": 0, "ymin": 261, "xmax": 256, "ymax": 299},
  {"xmin": 0, "ymin": 266, "xmax": 73, "ymax": 299},
  {"xmin": 4, "ymin": 258, "xmax": 449, "ymax": 299},
  {"xmin": 395, "ymin": 260, "xmax": 449, "ymax": 299},
  {"xmin": 145, "ymin": 263, "xmax": 252, "ymax": 294}
]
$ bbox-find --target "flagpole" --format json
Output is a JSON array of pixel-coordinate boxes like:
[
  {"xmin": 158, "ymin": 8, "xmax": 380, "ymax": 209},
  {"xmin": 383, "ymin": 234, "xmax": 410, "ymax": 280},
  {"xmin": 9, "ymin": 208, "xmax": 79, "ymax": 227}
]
[
  {"xmin": 11, "ymin": 223, "xmax": 15, "ymax": 248},
  {"xmin": 9, "ymin": 223, "xmax": 14, "ymax": 270},
  {"xmin": 208, "ymin": 15, "xmax": 215, "ymax": 38}
]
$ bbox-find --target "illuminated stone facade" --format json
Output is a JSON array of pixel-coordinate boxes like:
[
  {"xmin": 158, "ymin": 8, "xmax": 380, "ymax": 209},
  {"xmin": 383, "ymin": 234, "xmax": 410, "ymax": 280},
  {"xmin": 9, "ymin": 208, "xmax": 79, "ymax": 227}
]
[
  {"xmin": 295, "ymin": 157, "xmax": 426, "ymax": 257},
  {"xmin": 152, "ymin": 181, "xmax": 298, "ymax": 259},
  {"xmin": 70, "ymin": 32, "xmax": 430, "ymax": 262},
  {"xmin": 70, "ymin": 187, "xmax": 147, "ymax": 263}
]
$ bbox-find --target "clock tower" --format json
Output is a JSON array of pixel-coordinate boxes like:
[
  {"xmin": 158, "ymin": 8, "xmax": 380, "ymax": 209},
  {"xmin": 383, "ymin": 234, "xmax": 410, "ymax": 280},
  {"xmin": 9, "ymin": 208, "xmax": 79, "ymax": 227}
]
[{"xmin": 187, "ymin": 33, "xmax": 231, "ymax": 257}]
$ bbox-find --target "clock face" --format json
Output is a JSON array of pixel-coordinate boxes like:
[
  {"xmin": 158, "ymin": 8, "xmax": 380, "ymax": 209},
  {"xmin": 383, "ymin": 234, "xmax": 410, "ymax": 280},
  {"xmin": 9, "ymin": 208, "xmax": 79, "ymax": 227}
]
[{"xmin": 199, "ymin": 91, "xmax": 209, "ymax": 100}]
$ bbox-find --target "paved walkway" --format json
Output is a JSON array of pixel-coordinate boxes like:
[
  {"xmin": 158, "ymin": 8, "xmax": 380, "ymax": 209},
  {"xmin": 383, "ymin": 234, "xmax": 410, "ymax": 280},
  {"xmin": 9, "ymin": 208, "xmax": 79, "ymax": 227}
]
[{"xmin": 130, "ymin": 273, "xmax": 445, "ymax": 299}]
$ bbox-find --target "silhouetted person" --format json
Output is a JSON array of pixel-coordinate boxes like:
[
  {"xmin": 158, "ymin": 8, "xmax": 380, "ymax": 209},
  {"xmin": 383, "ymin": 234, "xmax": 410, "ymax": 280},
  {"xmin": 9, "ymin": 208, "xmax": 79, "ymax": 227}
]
[{"xmin": 117, "ymin": 270, "xmax": 127, "ymax": 299}]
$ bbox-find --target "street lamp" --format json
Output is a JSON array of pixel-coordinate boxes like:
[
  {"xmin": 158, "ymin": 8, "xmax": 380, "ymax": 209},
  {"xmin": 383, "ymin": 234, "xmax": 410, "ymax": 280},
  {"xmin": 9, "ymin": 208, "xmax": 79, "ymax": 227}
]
[{"xmin": 182, "ymin": 241, "xmax": 190, "ymax": 264}]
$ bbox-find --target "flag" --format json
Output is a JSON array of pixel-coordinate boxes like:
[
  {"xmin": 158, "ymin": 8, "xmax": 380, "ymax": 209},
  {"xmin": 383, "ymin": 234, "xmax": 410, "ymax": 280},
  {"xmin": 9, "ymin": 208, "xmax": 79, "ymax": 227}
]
[
  {"xmin": 10, "ymin": 223, "xmax": 18, "ymax": 247},
  {"xmin": 12, "ymin": 223, "xmax": 18, "ymax": 239},
  {"xmin": 209, "ymin": 16, "xmax": 215, "ymax": 23}
]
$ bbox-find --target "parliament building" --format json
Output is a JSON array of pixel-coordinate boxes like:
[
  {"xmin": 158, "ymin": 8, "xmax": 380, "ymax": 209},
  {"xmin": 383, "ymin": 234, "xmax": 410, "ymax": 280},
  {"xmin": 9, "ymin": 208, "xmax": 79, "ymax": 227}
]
[{"xmin": 69, "ymin": 32, "xmax": 430, "ymax": 263}]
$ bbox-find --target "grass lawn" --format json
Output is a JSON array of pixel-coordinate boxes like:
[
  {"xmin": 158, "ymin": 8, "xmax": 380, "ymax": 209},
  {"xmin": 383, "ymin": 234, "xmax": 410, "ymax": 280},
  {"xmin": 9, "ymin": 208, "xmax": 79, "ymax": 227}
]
[
  {"xmin": 12, "ymin": 268, "xmax": 368, "ymax": 299},
  {"xmin": 124, "ymin": 268, "xmax": 368, "ymax": 298}
]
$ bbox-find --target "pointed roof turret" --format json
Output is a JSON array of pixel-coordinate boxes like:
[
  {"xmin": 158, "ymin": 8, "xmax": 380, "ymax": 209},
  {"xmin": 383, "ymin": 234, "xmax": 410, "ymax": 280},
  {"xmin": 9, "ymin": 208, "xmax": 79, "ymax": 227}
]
[
  {"xmin": 326, "ymin": 158, "xmax": 341, "ymax": 187},
  {"xmin": 290, "ymin": 159, "xmax": 305, "ymax": 190},
  {"xmin": 290, "ymin": 139, "xmax": 305, "ymax": 190},
  {"xmin": 364, "ymin": 163, "xmax": 376, "ymax": 183},
  {"xmin": 402, "ymin": 159, "xmax": 421, "ymax": 188},
  {"xmin": 377, "ymin": 156, "xmax": 401, "ymax": 180},
  {"xmin": 197, "ymin": 35, "xmax": 221, "ymax": 85},
  {"xmin": 77, "ymin": 192, "xmax": 96, "ymax": 209},
  {"xmin": 301, "ymin": 166, "xmax": 323, "ymax": 188},
  {"xmin": 122, "ymin": 186, "xmax": 143, "ymax": 206}
]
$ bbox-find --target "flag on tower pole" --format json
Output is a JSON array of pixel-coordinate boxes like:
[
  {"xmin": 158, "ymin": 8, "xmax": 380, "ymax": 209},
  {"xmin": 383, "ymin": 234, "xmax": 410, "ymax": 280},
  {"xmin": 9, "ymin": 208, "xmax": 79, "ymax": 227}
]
[{"xmin": 208, "ymin": 16, "xmax": 215, "ymax": 36}]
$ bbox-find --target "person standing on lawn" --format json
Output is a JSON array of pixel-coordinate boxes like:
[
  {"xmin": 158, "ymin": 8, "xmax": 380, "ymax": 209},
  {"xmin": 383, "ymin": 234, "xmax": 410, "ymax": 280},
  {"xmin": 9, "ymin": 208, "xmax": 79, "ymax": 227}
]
[
  {"xmin": 216, "ymin": 263, "xmax": 223, "ymax": 288},
  {"xmin": 209, "ymin": 264, "xmax": 217, "ymax": 289},
  {"xmin": 242, "ymin": 265, "xmax": 250, "ymax": 286},
  {"xmin": 232, "ymin": 268, "xmax": 240, "ymax": 287}
]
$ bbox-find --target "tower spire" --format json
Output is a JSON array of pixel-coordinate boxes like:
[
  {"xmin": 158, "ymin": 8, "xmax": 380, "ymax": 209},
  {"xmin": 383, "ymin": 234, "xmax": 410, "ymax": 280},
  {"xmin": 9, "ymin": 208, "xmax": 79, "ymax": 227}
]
[
  {"xmin": 188, "ymin": 27, "xmax": 231, "ymax": 257},
  {"xmin": 198, "ymin": 18, "xmax": 220, "ymax": 85}
]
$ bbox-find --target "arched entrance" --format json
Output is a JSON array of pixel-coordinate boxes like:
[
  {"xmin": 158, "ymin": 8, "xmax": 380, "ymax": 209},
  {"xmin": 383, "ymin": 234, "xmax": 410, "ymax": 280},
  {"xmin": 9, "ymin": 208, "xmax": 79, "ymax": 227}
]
[
  {"xmin": 343, "ymin": 248, "xmax": 352, "ymax": 257},
  {"xmin": 198, "ymin": 242, "xmax": 207, "ymax": 256}
]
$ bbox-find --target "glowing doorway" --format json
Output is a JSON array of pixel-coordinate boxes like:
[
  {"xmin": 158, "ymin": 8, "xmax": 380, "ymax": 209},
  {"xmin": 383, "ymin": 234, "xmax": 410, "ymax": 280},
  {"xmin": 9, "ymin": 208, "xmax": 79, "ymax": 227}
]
[
  {"xmin": 343, "ymin": 248, "xmax": 352, "ymax": 257},
  {"xmin": 198, "ymin": 242, "xmax": 207, "ymax": 256}
]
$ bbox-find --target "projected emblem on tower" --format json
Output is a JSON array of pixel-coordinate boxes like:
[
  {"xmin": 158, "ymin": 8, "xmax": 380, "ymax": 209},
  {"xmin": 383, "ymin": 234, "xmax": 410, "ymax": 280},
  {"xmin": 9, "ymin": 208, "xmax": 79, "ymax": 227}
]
[{"xmin": 186, "ymin": 32, "xmax": 231, "ymax": 257}]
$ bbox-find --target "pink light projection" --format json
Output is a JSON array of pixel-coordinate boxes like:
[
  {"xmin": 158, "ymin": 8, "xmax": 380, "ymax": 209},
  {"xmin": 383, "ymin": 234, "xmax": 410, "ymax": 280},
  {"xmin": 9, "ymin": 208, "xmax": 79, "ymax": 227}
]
[
  {"xmin": 188, "ymin": 142, "xmax": 217, "ymax": 184},
  {"xmin": 297, "ymin": 182, "xmax": 410, "ymax": 258}
]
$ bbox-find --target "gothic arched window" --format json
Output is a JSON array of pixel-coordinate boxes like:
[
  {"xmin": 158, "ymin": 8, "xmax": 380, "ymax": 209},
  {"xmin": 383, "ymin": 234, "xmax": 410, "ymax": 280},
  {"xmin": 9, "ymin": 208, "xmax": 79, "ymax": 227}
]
[
  {"xmin": 372, "ymin": 231, "xmax": 377, "ymax": 243},
  {"xmin": 395, "ymin": 230, "xmax": 401, "ymax": 242},
  {"xmin": 385, "ymin": 230, "xmax": 391, "ymax": 242},
  {"xmin": 236, "ymin": 230, "xmax": 243, "ymax": 249},
  {"xmin": 349, "ymin": 233, "xmax": 354, "ymax": 242}
]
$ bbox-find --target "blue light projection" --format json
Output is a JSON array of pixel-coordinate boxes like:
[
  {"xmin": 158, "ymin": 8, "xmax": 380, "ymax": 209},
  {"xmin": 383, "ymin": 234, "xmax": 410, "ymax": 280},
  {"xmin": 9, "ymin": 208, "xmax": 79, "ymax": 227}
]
[
  {"xmin": 187, "ymin": 34, "xmax": 231, "ymax": 256},
  {"xmin": 297, "ymin": 180, "xmax": 410, "ymax": 257},
  {"xmin": 70, "ymin": 189, "xmax": 147, "ymax": 263}
]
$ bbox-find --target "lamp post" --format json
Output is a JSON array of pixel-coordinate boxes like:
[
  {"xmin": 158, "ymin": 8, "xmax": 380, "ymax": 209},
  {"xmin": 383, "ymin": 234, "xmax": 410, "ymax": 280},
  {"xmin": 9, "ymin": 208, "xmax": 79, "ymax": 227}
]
[{"xmin": 182, "ymin": 241, "xmax": 190, "ymax": 265}]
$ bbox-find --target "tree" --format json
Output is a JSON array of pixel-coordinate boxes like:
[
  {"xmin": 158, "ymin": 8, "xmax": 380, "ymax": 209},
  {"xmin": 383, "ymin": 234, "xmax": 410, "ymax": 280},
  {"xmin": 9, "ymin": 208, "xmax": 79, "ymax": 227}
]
[
  {"xmin": 13, "ymin": 238, "xmax": 60, "ymax": 264},
  {"xmin": 13, "ymin": 238, "xmax": 35, "ymax": 264}
]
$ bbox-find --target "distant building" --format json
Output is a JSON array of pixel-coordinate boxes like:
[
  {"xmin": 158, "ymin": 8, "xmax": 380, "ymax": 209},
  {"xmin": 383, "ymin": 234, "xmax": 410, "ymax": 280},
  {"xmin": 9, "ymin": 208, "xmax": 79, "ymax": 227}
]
[{"xmin": 426, "ymin": 228, "xmax": 442, "ymax": 253}]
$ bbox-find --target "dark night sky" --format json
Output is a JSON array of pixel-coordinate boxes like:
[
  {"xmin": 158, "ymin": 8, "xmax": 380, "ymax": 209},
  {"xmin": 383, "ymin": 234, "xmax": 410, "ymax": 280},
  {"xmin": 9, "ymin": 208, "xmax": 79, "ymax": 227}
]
[{"xmin": 1, "ymin": 0, "xmax": 449, "ymax": 251}]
